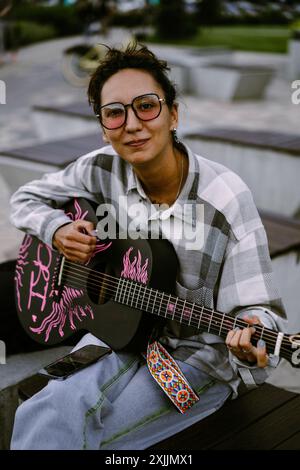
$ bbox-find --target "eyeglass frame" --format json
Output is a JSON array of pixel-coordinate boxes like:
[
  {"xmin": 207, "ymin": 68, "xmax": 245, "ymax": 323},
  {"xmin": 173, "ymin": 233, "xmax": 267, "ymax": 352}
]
[{"xmin": 96, "ymin": 93, "xmax": 166, "ymax": 130}]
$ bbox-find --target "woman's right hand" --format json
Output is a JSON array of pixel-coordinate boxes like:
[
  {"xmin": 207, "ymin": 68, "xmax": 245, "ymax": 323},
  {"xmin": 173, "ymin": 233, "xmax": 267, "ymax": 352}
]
[{"xmin": 53, "ymin": 220, "xmax": 96, "ymax": 263}]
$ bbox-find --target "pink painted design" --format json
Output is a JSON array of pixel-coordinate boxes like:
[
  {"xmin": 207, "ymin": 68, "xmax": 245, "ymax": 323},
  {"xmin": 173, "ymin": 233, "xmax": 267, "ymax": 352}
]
[
  {"xmin": 88, "ymin": 240, "xmax": 112, "ymax": 262},
  {"xmin": 30, "ymin": 286, "xmax": 94, "ymax": 342},
  {"xmin": 65, "ymin": 198, "xmax": 89, "ymax": 222},
  {"xmin": 121, "ymin": 247, "xmax": 149, "ymax": 284},
  {"xmin": 182, "ymin": 307, "xmax": 192, "ymax": 319},
  {"xmin": 167, "ymin": 303, "xmax": 175, "ymax": 313},
  {"xmin": 32, "ymin": 315, "xmax": 37, "ymax": 323},
  {"xmin": 67, "ymin": 198, "xmax": 112, "ymax": 263},
  {"xmin": 15, "ymin": 235, "xmax": 32, "ymax": 312},
  {"xmin": 167, "ymin": 303, "xmax": 191, "ymax": 319},
  {"xmin": 27, "ymin": 242, "xmax": 52, "ymax": 312}
]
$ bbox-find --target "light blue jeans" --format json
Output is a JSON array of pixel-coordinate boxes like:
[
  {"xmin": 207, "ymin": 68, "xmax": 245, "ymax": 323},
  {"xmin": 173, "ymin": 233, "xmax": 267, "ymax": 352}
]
[{"xmin": 11, "ymin": 334, "xmax": 231, "ymax": 450}]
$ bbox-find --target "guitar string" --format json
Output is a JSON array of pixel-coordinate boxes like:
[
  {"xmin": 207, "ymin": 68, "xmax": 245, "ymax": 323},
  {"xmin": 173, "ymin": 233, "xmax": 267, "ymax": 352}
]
[
  {"xmin": 61, "ymin": 259, "xmax": 287, "ymax": 346},
  {"xmin": 59, "ymin": 262, "xmax": 290, "ymax": 350},
  {"xmin": 61, "ymin": 260, "xmax": 289, "ymax": 347},
  {"xmin": 60, "ymin": 273, "xmax": 293, "ymax": 358}
]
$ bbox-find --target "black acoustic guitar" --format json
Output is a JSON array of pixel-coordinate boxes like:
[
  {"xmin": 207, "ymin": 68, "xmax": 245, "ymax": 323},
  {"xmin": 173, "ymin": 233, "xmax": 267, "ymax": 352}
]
[{"xmin": 15, "ymin": 198, "xmax": 300, "ymax": 366}]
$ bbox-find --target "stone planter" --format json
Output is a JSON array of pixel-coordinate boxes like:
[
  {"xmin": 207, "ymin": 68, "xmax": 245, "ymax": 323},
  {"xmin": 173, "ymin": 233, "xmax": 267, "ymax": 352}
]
[
  {"xmin": 289, "ymin": 39, "xmax": 300, "ymax": 80},
  {"xmin": 190, "ymin": 63, "xmax": 274, "ymax": 101}
]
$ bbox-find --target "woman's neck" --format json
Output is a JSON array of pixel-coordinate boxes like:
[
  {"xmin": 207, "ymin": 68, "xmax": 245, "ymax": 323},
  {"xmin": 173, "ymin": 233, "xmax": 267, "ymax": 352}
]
[{"xmin": 133, "ymin": 147, "xmax": 188, "ymax": 206}]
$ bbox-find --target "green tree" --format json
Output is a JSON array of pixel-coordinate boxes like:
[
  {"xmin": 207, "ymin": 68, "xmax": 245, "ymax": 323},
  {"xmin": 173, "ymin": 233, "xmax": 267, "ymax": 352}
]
[
  {"xmin": 195, "ymin": 0, "xmax": 223, "ymax": 26},
  {"xmin": 155, "ymin": 0, "xmax": 197, "ymax": 40}
]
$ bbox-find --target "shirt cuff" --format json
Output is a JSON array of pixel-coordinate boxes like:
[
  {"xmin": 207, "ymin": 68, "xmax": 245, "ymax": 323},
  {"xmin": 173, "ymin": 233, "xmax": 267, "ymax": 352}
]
[
  {"xmin": 42, "ymin": 215, "xmax": 72, "ymax": 248},
  {"xmin": 231, "ymin": 352, "xmax": 280, "ymax": 388}
]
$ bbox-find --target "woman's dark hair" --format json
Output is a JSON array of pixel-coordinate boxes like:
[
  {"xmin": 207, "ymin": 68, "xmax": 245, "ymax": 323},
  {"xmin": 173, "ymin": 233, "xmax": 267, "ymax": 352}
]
[{"xmin": 87, "ymin": 42, "xmax": 177, "ymax": 116}]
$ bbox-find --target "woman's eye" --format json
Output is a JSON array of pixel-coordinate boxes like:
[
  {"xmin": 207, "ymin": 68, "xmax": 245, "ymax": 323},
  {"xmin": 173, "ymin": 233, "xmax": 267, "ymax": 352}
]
[
  {"xmin": 139, "ymin": 102, "xmax": 154, "ymax": 111},
  {"xmin": 107, "ymin": 108, "xmax": 123, "ymax": 118}
]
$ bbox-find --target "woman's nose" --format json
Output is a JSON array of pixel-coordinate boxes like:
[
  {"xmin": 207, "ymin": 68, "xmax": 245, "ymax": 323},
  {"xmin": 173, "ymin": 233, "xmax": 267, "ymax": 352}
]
[{"xmin": 124, "ymin": 106, "xmax": 143, "ymax": 132}]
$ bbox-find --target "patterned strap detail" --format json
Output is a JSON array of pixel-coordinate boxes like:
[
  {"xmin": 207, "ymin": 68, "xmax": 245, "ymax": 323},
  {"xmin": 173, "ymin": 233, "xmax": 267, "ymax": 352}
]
[{"xmin": 146, "ymin": 341, "xmax": 199, "ymax": 414}]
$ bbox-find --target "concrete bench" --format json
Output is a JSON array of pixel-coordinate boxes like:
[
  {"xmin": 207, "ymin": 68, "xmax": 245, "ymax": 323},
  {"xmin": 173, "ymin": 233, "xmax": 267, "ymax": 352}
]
[
  {"xmin": 152, "ymin": 382, "xmax": 300, "ymax": 450},
  {"xmin": 0, "ymin": 132, "xmax": 103, "ymax": 195},
  {"xmin": 184, "ymin": 128, "xmax": 300, "ymax": 216},
  {"xmin": 0, "ymin": 346, "xmax": 72, "ymax": 450},
  {"xmin": 189, "ymin": 63, "xmax": 274, "ymax": 100},
  {"xmin": 32, "ymin": 102, "xmax": 98, "ymax": 142},
  {"xmin": 260, "ymin": 210, "xmax": 300, "ymax": 331},
  {"xmin": 154, "ymin": 46, "xmax": 233, "ymax": 95},
  {"xmin": 153, "ymin": 46, "xmax": 273, "ymax": 99}
]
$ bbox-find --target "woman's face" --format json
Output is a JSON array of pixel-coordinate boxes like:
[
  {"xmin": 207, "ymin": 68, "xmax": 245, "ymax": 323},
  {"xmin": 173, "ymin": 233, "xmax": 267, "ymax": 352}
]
[{"xmin": 100, "ymin": 68, "xmax": 178, "ymax": 167}]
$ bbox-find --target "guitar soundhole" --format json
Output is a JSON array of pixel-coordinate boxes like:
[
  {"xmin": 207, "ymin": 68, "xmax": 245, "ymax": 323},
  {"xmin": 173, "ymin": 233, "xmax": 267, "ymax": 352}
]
[{"xmin": 86, "ymin": 262, "xmax": 113, "ymax": 305}]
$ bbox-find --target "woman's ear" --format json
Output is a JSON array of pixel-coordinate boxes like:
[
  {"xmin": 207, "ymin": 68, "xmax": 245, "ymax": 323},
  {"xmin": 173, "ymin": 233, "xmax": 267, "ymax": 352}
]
[
  {"xmin": 169, "ymin": 102, "xmax": 179, "ymax": 132},
  {"xmin": 102, "ymin": 132, "xmax": 110, "ymax": 144}
]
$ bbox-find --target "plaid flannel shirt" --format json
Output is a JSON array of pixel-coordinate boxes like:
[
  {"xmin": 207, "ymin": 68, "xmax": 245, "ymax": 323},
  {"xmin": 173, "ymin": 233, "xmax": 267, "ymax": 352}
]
[{"xmin": 10, "ymin": 143, "xmax": 287, "ymax": 395}]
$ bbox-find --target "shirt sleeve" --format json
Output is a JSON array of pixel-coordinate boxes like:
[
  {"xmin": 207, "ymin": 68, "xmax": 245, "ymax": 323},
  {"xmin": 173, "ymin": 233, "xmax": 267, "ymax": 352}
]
[
  {"xmin": 9, "ymin": 151, "xmax": 99, "ymax": 247},
  {"xmin": 216, "ymin": 222, "xmax": 288, "ymax": 386}
]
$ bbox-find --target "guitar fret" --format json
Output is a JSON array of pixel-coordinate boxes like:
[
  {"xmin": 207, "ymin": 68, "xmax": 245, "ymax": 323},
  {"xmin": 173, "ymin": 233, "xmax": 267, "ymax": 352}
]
[
  {"xmin": 198, "ymin": 306, "xmax": 204, "ymax": 329},
  {"xmin": 152, "ymin": 290, "xmax": 158, "ymax": 314},
  {"xmin": 208, "ymin": 309, "xmax": 213, "ymax": 333},
  {"xmin": 136, "ymin": 284, "xmax": 142, "ymax": 309},
  {"xmin": 219, "ymin": 312, "xmax": 225, "ymax": 336},
  {"xmin": 260, "ymin": 325, "xmax": 265, "ymax": 340},
  {"xmin": 188, "ymin": 303, "xmax": 195, "ymax": 326},
  {"xmin": 131, "ymin": 283, "xmax": 137, "ymax": 307},
  {"xmin": 141, "ymin": 285, "xmax": 147, "ymax": 311},
  {"xmin": 165, "ymin": 293, "xmax": 171, "ymax": 318},
  {"xmin": 158, "ymin": 292, "xmax": 164, "ymax": 317},
  {"xmin": 127, "ymin": 280, "xmax": 132, "ymax": 306},
  {"xmin": 173, "ymin": 297, "xmax": 178, "ymax": 320},
  {"xmin": 146, "ymin": 288, "xmax": 152, "ymax": 312},
  {"xmin": 233, "ymin": 316, "xmax": 237, "ymax": 329},
  {"xmin": 120, "ymin": 279, "xmax": 126, "ymax": 304},
  {"xmin": 126, "ymin": 280, "xmax": 132, "ymax": 306},
  {"xmin": 119, "ymin": 278, "xmax": 125, "ymax": 303},
  {"xmin": 115, "ymin": 278, "xmax": 121, "ymax": 302},
  {"xmin": 180, "ymin": 300, "xmax": 186, "ymax": 324}
]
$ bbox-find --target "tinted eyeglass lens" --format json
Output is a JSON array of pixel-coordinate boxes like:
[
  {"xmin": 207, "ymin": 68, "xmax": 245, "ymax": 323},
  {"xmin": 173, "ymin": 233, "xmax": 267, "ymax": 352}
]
[
  {"xmin": 101, "ymin": 103, "xmax": 126, "ymax": 130},
  {"xmin": 100, "ymin": 94, "xmax": 162, "ymax": 129},
  {"xmin": 133, "ymin": 94, "xmax": 161, "ymax": 121}
]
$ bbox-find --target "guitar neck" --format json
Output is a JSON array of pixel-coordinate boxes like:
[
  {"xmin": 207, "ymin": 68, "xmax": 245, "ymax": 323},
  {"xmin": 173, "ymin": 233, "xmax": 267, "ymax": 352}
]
[
  {"xmin": 114, "ymin": 278, "xmax": 290, "ymax": 361},
  {"xmin": 62, "ymin": 260, "xmax": 293, "ymax": 363}
]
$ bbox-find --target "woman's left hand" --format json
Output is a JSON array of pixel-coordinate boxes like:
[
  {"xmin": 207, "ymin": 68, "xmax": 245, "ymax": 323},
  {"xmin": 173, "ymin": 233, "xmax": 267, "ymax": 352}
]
[{"xmin": 225, "ymin": 314, "xmax": 268, "ymax": 368}]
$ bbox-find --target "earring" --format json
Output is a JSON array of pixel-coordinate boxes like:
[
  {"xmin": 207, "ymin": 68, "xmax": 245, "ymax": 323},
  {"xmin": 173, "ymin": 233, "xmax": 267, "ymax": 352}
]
[
  {"xmin": 103, "ymin": 133, "xmax": 110, "ymax": 144},
  {"xmin": 172, "ymin": 128, "xmax": 180, "ymax": 144}
]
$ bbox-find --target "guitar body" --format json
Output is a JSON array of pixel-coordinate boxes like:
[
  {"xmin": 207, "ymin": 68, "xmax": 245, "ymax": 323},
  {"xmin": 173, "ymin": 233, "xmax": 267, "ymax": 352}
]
[{"xmin": 15, "ymin": 199, "xmax": 178, "ymax": 351}]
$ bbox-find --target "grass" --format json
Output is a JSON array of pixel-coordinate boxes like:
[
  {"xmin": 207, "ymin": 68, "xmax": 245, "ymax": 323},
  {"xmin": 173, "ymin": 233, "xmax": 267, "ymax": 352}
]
[{"xmin": 149, "ymin": 26, "xmax": 291, "ymax": 53}]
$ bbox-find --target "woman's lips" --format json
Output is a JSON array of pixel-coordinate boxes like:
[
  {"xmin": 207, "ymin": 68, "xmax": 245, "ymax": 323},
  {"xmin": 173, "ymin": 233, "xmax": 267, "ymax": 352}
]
[{"xmin": 126, "ymin": 139, "xmax": 149, "ymax": 148}]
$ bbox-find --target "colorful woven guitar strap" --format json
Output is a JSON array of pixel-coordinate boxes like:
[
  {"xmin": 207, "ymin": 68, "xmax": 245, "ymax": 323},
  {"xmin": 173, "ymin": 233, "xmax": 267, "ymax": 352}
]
[{"xmin": 146, "ymin": 341, "xmax": 199, "ymax": 414}]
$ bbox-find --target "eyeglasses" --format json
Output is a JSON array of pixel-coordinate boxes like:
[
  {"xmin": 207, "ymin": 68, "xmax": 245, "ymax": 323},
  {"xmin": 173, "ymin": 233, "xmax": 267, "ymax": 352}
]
[{"xmin": 97, "ymin": 93, "xmax": 166, "ymax": 130}]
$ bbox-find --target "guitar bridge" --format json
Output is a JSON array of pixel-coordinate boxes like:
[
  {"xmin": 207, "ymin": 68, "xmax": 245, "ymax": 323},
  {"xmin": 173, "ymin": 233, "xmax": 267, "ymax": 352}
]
[
  {"xmin": 50, "ymin": 255, "xmax": 65, "ymax": 297},
  {"xmin": 57, "ymin": 256, "xmax": 66, "ymax": 287}
]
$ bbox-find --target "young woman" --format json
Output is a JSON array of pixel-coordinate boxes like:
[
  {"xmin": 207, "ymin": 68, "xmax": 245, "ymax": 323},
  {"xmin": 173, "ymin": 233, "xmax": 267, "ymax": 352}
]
[{"xmin": 10, "ymin": 43, "xmax": 286, "ymax": 450}]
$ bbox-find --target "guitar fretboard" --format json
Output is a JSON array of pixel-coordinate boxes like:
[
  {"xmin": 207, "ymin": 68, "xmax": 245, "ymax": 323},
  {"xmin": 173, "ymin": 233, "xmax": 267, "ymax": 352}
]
[
  {"xmin": 62, "ymin": 261, "xmax": 292, "ymax": 362},
  {"xmin": 114, "ymin": 278, "xmax": 287, "ymax": 359}
]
